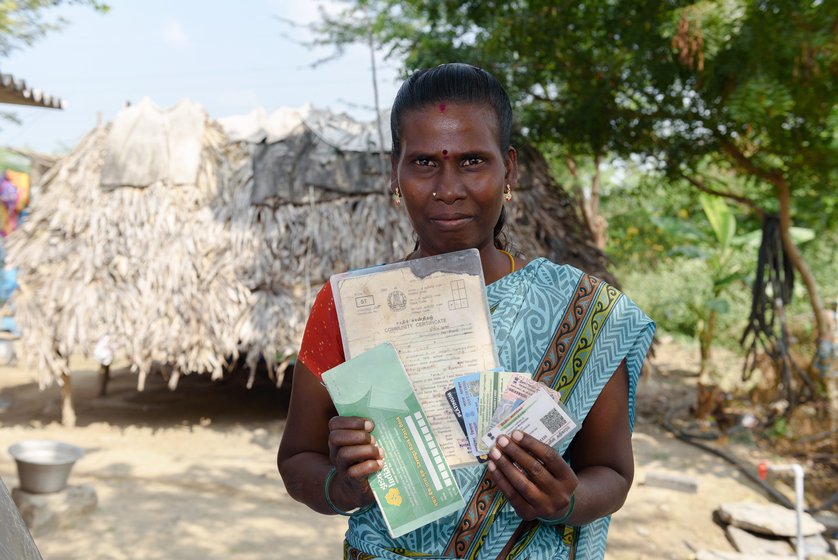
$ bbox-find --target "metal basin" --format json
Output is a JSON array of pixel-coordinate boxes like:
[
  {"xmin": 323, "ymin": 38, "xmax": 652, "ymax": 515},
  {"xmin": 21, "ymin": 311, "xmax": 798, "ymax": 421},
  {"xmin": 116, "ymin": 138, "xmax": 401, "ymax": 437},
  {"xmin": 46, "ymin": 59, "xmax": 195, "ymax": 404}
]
[{"xmin": 8, "ymin": 440, "xmax": 85, "ymax": 494}]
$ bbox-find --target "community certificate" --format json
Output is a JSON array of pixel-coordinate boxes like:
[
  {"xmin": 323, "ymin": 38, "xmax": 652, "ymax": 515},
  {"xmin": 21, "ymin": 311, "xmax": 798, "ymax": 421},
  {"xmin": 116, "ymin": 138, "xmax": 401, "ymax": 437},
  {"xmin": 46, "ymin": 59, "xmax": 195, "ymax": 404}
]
[{"xmin": 330, "ymin": 249, "xmax": 499, "ymax": 468}]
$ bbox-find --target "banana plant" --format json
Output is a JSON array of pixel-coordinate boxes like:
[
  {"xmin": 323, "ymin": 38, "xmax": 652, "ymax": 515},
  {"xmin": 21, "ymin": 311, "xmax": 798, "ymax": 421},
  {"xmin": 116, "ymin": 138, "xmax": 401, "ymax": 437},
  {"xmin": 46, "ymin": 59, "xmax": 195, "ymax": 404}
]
[{"xmin": 695, "ymin": 194, "xmax": 743, "ymax": 386}]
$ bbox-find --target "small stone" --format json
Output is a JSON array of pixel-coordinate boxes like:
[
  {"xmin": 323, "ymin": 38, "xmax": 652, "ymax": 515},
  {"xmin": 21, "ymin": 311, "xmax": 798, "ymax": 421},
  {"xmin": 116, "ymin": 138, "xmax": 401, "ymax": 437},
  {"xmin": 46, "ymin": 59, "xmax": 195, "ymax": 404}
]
[
  {"xmin": 11, "ymin": 484, "xmax": 97, "ymax": 534},
  {"xmin": 725, "ymin": 525, "xmax": 793, "ymax": 556},
  {"xmin": 643, "ymin": 471, "xmax": 699, "ymax": 493},
  {"xmin": 717, "ymin": 502, "xmax": 826, "ymax": 537},
  {"xmin": 798, "ymin": 533, "xmax": 832, "ymax": 556},
  {"xmin": 814, "ymin": 510, "xmax": 838, "ymax": 534},
  {"xmin": 635, "ymin": 526, "xmax": 650, "ymax": 536}
]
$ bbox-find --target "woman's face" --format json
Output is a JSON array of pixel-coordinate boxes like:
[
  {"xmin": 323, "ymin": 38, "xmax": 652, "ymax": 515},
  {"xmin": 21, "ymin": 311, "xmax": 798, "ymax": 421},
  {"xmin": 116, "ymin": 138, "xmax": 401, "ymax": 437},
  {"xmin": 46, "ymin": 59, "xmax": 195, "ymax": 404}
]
[{"xmin": 392, "ymin": 102, "xmax": 517, "ymax": 258}]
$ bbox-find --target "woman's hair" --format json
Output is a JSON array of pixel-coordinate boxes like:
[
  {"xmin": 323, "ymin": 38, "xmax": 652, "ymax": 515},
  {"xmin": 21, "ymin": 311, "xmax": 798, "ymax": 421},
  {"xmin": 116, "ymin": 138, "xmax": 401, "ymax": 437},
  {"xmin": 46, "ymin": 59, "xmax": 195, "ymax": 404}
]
[
  {"xmin": 390, "ymin": 63, "xmax": 513, "ymax": 155},
  {"xmin": 391, "ymin": 63, "xmax": 513, "ymax": 250}
]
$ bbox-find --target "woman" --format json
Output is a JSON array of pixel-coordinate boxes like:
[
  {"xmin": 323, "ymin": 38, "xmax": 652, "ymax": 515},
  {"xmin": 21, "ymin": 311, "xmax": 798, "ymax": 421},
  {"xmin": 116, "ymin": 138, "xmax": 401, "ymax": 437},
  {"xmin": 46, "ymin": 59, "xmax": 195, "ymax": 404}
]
[{"xmin": 278, "ymin": 63, "xmax": 655, "ymax": 559}]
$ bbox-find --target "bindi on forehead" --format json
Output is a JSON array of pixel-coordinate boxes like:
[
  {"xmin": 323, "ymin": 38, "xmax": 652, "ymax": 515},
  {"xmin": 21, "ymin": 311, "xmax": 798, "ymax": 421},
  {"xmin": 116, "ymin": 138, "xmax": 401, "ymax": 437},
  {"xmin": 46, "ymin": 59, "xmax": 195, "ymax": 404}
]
[
  {"xmin": 438, "ymin": 103, "xmax": 446, "ymax": 112},
  {"xmin": 442, "ymin": 149, "xmax": 449, "ymax": 160}
]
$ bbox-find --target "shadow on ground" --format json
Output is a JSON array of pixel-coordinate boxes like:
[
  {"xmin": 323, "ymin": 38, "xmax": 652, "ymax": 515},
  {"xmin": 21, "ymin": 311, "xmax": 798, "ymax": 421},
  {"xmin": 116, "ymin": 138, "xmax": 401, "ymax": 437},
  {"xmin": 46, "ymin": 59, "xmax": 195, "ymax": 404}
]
[{"xmin": 0, "ymin": 362, "xmax": 292, "ymax": 430}]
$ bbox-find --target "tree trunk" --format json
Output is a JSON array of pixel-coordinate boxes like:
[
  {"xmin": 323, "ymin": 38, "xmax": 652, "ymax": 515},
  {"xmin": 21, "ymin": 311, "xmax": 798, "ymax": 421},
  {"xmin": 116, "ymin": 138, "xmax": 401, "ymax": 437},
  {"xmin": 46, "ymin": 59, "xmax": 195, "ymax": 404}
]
[
  {"xmin": 698, "ymin": 310, "xmax": 717, "ymax": 377},
  {"xmin": 715, "ymin": 142, "xmax": 835, "ymax": 416},
  {"xmin": 696, "ymin": 310, "xmax": 719, "ymax": 419},
  {"xmin": 60, "ymin": 372, "xmax": 76, "ymax": 428},
  {"xmin": 589, "ymin": 155, "xmax": 608, "ymax": 250},
  {"xmin": 98, "ymin": 363, "xmax": 110, "ymax": 397},
  {"xmin": 774, "ymin": 176, "xmax": 837, "ymax": 419},
  {"xmin": 565, "ymin": 155, "xmax": 608, "ymax": 250},
  {"xmin": 826, "ymin": 307, "xmax": 838, "ymax": 433}
]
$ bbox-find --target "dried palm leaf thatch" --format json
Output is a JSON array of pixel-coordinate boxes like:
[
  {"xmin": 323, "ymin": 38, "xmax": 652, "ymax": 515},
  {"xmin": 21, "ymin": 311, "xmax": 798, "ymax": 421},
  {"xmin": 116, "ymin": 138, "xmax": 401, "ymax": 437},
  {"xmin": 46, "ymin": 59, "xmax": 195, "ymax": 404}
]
[
  {"xmin": 6, "ymin": 100, "xmax": 254, "ymax": 392},
  {"xmin": 225, "ymin": 133, "xmax": 415, "ymax": 387}
]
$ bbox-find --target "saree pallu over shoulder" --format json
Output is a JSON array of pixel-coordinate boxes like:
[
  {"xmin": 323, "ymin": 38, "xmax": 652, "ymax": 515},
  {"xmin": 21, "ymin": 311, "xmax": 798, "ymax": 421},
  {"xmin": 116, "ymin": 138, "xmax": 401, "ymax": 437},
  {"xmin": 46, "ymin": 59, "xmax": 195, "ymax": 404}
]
[{"xmin": 343, "ymin": 259, "xmax": 655, "ymax": 560}]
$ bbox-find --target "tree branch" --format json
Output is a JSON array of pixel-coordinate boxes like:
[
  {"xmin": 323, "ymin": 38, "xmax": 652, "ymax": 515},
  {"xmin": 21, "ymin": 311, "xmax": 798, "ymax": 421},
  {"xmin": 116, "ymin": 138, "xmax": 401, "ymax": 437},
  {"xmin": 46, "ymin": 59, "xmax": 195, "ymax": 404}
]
[
  {"xmin": 719, "ymin": 139, "xmax": 784, "ymax": 186},
  {"xmin": 679, "ymin": 172, "xmax": 766, "ymax": 218}
]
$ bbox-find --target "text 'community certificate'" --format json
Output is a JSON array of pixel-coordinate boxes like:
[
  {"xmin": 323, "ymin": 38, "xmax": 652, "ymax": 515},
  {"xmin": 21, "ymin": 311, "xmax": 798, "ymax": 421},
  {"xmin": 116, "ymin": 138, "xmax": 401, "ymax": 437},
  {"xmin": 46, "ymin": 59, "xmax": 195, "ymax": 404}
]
[{"xmin": 331, "ymin": 249, "xmax": 499, "ymax": 468}]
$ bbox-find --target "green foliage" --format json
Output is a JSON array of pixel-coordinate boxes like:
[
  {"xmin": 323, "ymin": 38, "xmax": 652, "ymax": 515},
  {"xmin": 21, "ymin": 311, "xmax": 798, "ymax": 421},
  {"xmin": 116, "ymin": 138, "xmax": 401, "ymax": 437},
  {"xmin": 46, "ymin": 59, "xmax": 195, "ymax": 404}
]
[
  {"xmin": 605, "ymin": 163, "xmax": 752, "ymax": 351},
  {"xmin": 0, "ymin": 148, "xmax": 29, "ymax": 172},
  {"xmin": 312, "ymin": 0, "xmax": 838, "ymax": 221},
  {"xmin": 615, "ymin": 258, "xmax": 752, "ymax": 346},
  {"xmin": 768, "ymin": 415, "xmax": 789, "ymax": 439},
  {"xmin": 0, "ymin": 0, "xmax": 109, "ymax": 58},
  {"xmin": 609, "ymin": 162, "xmax": 831, "ymax": 353},
  {"xmin": 786, "ymin": 227, "xmax": 838, "ymax": 342},
  {"xmin": 602, "ymin": 162, "xmax": 717, "ymax": 267},
  {"xmin": 700, "ymin": 194, "xmax": 736, "ymax": 250}
]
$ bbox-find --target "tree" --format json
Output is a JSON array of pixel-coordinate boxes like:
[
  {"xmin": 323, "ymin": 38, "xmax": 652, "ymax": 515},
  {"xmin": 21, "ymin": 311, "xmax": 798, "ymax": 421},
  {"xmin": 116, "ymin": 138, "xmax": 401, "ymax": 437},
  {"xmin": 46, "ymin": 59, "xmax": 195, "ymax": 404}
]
[
  {"xmin": 311, "ymin": 0, "xmax": 838, "ymax": 416},
  {"xmin": 0, "ymin": 0, "xmax": 108, "ymax": 58}
]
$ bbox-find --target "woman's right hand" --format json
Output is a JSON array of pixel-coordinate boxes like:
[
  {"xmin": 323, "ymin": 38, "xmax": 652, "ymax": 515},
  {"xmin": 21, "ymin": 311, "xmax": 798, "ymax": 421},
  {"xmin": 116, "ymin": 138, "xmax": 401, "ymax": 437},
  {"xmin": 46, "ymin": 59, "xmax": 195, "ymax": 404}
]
[{"xmin": 327, "ymin": 415, "xmax": 384, "ymax": 510}]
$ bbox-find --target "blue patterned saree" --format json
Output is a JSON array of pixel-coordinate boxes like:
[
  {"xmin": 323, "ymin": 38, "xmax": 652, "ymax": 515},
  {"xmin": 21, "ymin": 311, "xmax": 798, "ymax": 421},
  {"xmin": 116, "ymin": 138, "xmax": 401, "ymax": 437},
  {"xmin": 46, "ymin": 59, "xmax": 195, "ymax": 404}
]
[{"xmin": 342, "ymin": 259, "xmax": 655, "ymax": 560}]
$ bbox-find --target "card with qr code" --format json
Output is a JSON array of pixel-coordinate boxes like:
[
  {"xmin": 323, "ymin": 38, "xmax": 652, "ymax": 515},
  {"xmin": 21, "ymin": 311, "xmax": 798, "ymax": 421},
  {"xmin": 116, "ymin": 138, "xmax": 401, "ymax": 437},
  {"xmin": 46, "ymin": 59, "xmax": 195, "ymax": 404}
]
[{"xmin": 481, "ymin": 386, "xmax": 577, "ymax": 450}]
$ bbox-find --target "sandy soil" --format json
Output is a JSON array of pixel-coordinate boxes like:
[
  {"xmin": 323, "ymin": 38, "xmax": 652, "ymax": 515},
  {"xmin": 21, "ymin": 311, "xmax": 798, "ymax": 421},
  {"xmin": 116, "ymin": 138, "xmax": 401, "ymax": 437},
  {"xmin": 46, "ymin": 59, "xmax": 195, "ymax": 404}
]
[{"xmin": 0, "ymin": 339, "xmax": 784, "ymax": 560}]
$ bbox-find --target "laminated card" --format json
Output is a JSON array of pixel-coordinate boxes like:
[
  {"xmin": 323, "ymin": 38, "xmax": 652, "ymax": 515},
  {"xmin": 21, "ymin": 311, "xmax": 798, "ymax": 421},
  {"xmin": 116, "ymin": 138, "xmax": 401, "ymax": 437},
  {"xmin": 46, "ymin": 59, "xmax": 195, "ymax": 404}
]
[
  {"xmin": 476, "ymin": 371, "xmax": 518, "ymax": 453},
  {"xmin": 322, "ymin": 343, "xmax": 465, "ymax": 538},
  {"xmin": 330, "ymin": 249, "xmax": 499, "ymax": 468}
]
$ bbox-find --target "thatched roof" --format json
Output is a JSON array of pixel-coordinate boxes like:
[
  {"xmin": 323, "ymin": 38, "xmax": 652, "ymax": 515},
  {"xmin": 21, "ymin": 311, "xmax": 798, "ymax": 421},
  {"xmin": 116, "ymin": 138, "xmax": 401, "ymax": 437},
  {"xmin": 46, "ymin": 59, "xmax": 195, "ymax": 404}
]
[
  {"xmin": 0, "ymin": 71, "xmax": 64, "ymax": 109},
  {"xmin": 7, "ymin": 99, "xmax": 608, "ymax": 392}
]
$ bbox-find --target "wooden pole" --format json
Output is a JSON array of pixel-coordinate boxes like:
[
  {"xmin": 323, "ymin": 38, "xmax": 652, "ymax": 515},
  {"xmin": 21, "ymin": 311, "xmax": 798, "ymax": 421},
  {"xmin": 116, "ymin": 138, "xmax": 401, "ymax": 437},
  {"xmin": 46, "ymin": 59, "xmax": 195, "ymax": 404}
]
[{"xmin": 60, "ymin": 371, "xmax": 75, "ymax": 427}]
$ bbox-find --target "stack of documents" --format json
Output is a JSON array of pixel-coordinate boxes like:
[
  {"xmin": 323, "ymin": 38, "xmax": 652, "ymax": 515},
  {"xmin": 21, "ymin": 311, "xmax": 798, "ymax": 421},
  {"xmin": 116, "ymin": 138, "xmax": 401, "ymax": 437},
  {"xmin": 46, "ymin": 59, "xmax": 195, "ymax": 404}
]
[
  {"xmin": 447, "ymin": 371, "xmax": 576, "ymax": 458},
  {"xmin": 330, "ymin": 249, "xmax": 498, "ymax": 469}
]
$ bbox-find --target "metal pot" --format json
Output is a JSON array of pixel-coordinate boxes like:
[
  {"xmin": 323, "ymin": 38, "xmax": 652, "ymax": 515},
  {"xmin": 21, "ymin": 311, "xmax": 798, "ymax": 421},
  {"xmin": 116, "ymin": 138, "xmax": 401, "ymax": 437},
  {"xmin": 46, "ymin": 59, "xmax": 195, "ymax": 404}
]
[{"xmin": 8, "ymin": 440, "xmax": 85, "ymax": 494}]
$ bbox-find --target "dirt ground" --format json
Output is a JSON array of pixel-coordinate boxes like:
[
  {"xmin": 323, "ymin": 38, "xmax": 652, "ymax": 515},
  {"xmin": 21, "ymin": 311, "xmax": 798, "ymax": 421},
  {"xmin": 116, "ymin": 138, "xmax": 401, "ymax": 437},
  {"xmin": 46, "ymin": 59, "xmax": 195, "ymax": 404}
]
[{"xmin": 0, "ymin": 338, "xmax": 807, "ymax": 560}]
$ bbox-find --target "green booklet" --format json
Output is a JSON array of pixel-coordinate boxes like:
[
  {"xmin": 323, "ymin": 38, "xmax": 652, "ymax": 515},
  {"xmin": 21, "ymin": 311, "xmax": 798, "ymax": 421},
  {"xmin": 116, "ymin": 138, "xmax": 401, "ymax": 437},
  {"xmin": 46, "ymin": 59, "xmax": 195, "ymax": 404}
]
[{"xmin": 322, "ymin": 343, "xmax": 465, "ymax": 538}]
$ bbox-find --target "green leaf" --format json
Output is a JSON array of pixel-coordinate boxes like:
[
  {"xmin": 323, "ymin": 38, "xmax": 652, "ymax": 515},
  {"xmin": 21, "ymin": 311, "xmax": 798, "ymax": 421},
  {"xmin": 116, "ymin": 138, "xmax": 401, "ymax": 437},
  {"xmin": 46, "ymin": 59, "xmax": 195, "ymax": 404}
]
[
  {"xmin": 789, "ymin": 227, "xmax": 815, "ymax": 245},
  {"xmin": 705, "ymin": 297, "xmax": 730, "ymax": 314},
  {"xmin": 737, "ymin": 228, "xmax": 763, "ymax": 250},
  {"xmin": 713, "ymin": 269, "xmax": 744, "ymax": 289},
  {"xmin": 668, "ymin": 245, "xmax": 708, "ymax": 260},
  {"xmin": 700, "ymin": 194, "xmax": 737, "ymax": 248}
]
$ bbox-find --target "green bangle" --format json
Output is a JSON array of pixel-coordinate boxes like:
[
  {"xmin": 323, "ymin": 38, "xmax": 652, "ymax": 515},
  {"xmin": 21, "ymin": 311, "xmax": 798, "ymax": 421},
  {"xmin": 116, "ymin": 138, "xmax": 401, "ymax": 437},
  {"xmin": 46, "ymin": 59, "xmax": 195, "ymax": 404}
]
[
  {"xmin": 323, "ymin": 466, "xmax": 374, "ymax": 516},
  {"xmin": 537, "ymin": 493, "xmax": 575, "ymax": 526}
]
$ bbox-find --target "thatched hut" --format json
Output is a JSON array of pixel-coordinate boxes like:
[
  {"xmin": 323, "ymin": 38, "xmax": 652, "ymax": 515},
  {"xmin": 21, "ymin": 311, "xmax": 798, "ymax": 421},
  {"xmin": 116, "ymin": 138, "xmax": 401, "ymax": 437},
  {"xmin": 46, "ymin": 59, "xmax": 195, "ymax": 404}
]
[
  {"xmin": 7, "ymin": 100, "xmax": 608, "ymax": 425},
  {"xmin": 6, "ymin": 99, "xmax": 256, "ymax": 424}
]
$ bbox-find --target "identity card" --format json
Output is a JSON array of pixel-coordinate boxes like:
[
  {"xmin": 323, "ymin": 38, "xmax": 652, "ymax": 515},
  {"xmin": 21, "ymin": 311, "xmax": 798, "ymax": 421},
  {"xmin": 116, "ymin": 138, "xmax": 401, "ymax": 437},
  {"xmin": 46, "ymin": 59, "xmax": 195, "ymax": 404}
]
[{"xmin": 481, "ymin": 386, "xmax": 577, "ymax": 450}]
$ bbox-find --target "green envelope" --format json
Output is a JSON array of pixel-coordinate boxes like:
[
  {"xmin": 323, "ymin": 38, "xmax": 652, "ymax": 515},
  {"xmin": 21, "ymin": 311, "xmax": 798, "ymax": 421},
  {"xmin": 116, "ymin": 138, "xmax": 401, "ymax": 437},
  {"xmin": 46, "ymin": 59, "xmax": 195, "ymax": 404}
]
[{"xmin": 322, "ymin": 343, "xmax": 465, "ymax": 538}]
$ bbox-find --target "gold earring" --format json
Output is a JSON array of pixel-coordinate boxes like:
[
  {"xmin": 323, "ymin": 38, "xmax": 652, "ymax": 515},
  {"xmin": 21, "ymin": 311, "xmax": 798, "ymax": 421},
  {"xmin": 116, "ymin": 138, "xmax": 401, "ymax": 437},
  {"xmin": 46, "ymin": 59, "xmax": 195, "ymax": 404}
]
[
  {"xmin": 504, "ymin": 184, "xmax": 512, "ymax": 201},
  {"xmin": 392, "ymin": 187, "xmax": 401, "ymax": 206}
]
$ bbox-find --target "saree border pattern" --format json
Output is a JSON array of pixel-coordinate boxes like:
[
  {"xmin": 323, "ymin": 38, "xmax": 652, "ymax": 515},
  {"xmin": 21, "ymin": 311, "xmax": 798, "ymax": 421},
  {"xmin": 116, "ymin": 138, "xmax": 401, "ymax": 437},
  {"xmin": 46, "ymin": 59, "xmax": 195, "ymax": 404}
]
[{"xmin": 442, "ymin": 274, "xmax": 620, "ymax": 559}]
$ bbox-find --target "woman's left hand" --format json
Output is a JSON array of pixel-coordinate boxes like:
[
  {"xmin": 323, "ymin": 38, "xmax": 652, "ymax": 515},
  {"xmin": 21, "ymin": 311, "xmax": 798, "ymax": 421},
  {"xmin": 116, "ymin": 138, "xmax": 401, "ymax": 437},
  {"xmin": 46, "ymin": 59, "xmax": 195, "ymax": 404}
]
[{"xmin": 487, "ymin": 430, "xmax": 577, "ymax": 521}]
